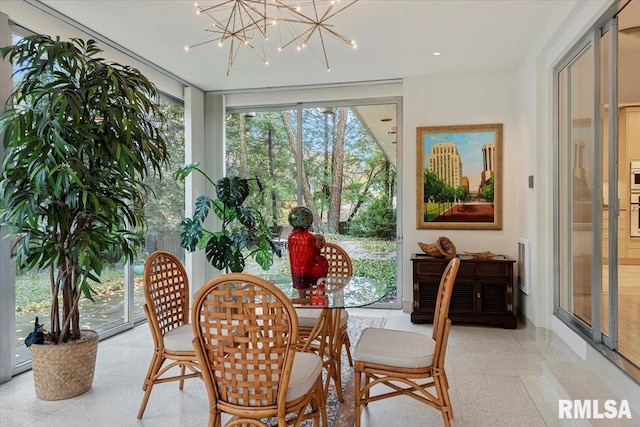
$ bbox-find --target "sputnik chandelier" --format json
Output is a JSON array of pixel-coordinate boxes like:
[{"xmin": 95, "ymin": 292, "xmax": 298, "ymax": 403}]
[{"xmin": 185, "ymin": 0, "xmax": 359, "ymax": 75}]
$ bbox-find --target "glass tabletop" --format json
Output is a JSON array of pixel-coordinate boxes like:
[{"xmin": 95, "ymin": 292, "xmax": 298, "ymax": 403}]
[{"xmin": 274, "ymin": 276, "xmax": 387, "ymax": 309}]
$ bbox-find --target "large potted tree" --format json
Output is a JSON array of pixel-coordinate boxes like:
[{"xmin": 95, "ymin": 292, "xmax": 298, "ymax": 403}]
[{"xmin": 0, "ymin": 35, "xmax": 169, "ymax": 400}]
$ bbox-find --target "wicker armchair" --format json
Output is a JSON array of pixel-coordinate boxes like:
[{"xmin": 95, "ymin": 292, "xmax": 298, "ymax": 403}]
[
  {"xmin": 137, "ymin": 251, "xmax": 200, "ymax": 419},
  {"xmin": 192, "ymin": 273, "xmax": 326, "ymax": 427},
  {"xmin": 353, "ymin": 257, "xmax": 460, "ymax": 427}
]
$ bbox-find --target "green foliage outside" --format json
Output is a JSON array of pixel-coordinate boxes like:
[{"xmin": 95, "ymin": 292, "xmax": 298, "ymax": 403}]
[
  {"xmin": 352, "ymin": 258, "xmax": 397, "ymax": 297},
  {"xmin": 15, "ymin": 266, "xmax": 127, "ymax": 314},
  {"xmin": 349, "ymin": 195, "xmax": 396, "ymax": 240}
]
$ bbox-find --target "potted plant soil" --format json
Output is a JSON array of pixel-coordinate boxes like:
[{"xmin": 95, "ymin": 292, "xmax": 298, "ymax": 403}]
[{"xmin": 0, "ymin": 35, "xmax": 169, "ymax": 400}]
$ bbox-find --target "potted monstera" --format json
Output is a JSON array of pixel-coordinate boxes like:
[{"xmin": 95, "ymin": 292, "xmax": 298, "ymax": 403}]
[
  {"xmin": 175, "ymin": 163, "xmax": 280, "ymax": 273},
  {"xmin": 0, "ymin": 35, "xmax": 169, "ymax": 399}
]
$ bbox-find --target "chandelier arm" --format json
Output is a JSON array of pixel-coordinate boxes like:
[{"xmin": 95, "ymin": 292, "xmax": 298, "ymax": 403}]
[
  {"xmin": 273, "ymin": 0, "xmax": 315, "ymax": 24},
  {"xmin": 300, "ymin": 25, "xmax": 319, "ymax": 48},
  {"xmin": 279, "ymin": 26, "xmax": 314, "ymax": 50},
  {"xmin": 318, "ymin": 26, "xmax": 330, "ymax": 70},
  {"xmin": 322, "ymin": 0, "xmax": 359, "ymax": 22},
  {"xmin": 227, "ymin": 36, "xmax": 235, "ymax": 75},
  {"xmin": 197, "ymin": 0, "xmax": 235, "ymax": 14},
  {"xmin": 320, "ymin": 25, "xmax": 355, "ymax": 46},
  {"xmin": 237, "ymin": 0, "xmax": 268, "ymax": 38},
  {"xmin": 188, "ymin": 35, "xmax": 224, "ymax": 49}
]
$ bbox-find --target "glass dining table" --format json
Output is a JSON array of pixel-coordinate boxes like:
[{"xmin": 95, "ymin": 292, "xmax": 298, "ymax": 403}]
[{"xmin": 273, "ymin": 276, "xmax": 388, "ymax": 401}]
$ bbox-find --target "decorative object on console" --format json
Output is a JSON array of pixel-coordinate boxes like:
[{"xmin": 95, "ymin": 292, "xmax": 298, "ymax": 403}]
[
  {"xmin": 418, "ymin": 236, "xmax": 457, "ymax": 259},
  {"xmin": 463, "ymin": 251, "xmax": 497, "ymax": 260}
]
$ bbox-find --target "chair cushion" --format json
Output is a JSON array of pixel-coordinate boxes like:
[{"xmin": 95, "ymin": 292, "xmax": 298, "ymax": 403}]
[
  {"xmin": 353, "ymin": 328, "xmax": 435, "ymax": 369},
  {"xmin": 295, "ymin": 308, "xmax": 348, "ymax": 328},
  {"xmin": 163, "ymin": 324, "xmax": 195, "ymax": 352},
  {"xmin": 287, "ymin": 351, "xmax": 323, "ymax": 402}
]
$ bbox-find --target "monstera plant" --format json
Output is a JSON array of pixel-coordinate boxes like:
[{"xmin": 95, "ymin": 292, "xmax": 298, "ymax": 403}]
[
  {"xmin": 175, "ymin": 163, "xmax": 280, "ymax": 273},
  {"xmin": 0, "ymin": 35, "xmax": 168, "ymax": 399}
]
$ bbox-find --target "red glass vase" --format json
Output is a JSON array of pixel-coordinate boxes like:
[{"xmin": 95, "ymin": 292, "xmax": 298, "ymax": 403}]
[
  {"xmin": 288, "ymin": 228, "xmax": 316, "ymax": 290},
  {"xmin": 310, "ymin": 254, "xmax": 329, "ymax": 286}
]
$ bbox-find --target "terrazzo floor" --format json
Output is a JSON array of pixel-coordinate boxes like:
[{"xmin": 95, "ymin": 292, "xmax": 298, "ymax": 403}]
[{"xmin": 1, "ymin": 308, "xmax": 639, "ymax": 426}]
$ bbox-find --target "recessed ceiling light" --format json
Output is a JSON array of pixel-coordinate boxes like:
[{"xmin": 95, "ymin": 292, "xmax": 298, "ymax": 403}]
[{"xmin": 432, "ymin": 52, "xmax": 441, "ymax": 56}]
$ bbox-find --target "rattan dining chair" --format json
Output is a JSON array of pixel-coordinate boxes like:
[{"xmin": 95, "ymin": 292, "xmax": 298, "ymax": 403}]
[
  {"xmin": 295, "ymin": 242, "xmax": 354, "ymax": 403},
  {"xmin": 353, "ymin": 256, "xmax": 460, "ymax": 427},
  {"xmin": 137, "ymin": 251, "xmax": 200, "ymax": 419},
  {"xmin": 192, "ymin": 273, "xmax": 326, "ymax": 427},
  {"xmin": 297, "ymin": 242, "xmax": 354, "ymax": 360}
]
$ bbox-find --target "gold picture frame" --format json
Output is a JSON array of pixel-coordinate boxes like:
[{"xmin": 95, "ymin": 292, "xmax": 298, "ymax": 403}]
[{"xmin": 416, "ymin": 123, "xmax": 502, "ymax": 230}]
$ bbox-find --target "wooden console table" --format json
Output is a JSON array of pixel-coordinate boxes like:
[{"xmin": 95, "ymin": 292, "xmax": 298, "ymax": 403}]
[{"xmin": 411, "ymin": 253, "xmax": 517, "ymax": 329}]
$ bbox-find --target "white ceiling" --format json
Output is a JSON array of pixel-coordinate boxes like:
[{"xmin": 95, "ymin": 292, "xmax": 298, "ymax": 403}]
[{"xmin": 33, "ymin": 0, "xmax": 574, "ymax": 92}]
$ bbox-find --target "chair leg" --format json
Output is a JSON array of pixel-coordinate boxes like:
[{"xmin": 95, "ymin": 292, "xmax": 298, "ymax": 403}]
[
  {"xmin": 141, "ymin": 351, "xmax": 162, "ymax": 391},
  {"xmin": 179, "ymin": 364, "xmax": 186, "ymax": 389},
  {"xmin": 434, "ymin": 375, "xmax": 452, "ymax": 427},
  {"xmin": 342, "ymin": 331, "xmax": 353, "ymax": 366},
  {"xmin": 137, "ymin": 353, "xmax": 165, "ymax": 419},
  {"xmin": 355, "ymin": 364, "xmax": 363, "ymax": 427},
  {"xmin": 441, "ymin": 370, "xmax": 454, "ymax": 420},
  {"xmin": 316, "ymin": 377, "xmax": 327, "ymax": 427},
  {"xmin": 208, "ymin": 409, "xmax": 221, "ymax": 427}
]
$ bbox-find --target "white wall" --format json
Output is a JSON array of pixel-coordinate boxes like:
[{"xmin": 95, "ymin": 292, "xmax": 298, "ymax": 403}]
[{"xmin": 402, "ymin": 70, "xmax": 519, "ymax": 310}]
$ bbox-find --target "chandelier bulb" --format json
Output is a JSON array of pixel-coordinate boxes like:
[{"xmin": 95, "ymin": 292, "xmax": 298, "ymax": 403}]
[
  {"xmin": 218, "ymin": 42, "xmax": 223, "ymax": 47},
  {"xmin": 278, "ymin": 47, "xmax": 282, "ymax": 52},
  {"xmin": 184, "ymin": 46, "xmax": 190, "ymax": 51}
]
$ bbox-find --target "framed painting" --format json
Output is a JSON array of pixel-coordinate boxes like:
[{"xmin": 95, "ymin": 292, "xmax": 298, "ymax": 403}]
[{"xmin": 416, "ymin": 123, "xmax": 502, "ymax": 230}]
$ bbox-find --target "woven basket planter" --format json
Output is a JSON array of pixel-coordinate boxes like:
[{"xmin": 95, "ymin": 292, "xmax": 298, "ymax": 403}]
[{"xmin": 29, "ymin": 330, "xmax": 99, "ymax": 400}]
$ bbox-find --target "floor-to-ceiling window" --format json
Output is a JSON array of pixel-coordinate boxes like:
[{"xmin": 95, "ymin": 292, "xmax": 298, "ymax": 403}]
[
  {"xmin": 225, "ymin": 100, "xmax": 400, "ymax": 306},
  {"xmin": 555, "ymin": 0, "xmax": 640, "ymax": 371}
]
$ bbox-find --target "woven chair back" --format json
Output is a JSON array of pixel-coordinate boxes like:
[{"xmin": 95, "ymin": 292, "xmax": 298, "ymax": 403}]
[
  {"xmin": 320, "ymin": 242, "xmax": 353, "ymax": 291},
  {"xmin": 144, "ymin": 251, "xmax": 190, "ymax": 337},
  {"xmin": 192, "ymin": 273, "xmax": 298, "ymax": 408}
]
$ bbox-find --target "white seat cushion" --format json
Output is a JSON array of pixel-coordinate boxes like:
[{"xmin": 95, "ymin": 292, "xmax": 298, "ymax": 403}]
[
  {"xmin": 287, "ymin": 351, "xmax": 323, "ymax": 402},
  {"xmin": 163, "ymin": 324, "xmax": 195, "ymax": 352},
  {"xmin": 295, "ymin": 308, "xmax": 348, "ymax": 328},
  {"xmin": 353, "ymin": 328, "xmax": 435, "ymax": 369}
]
